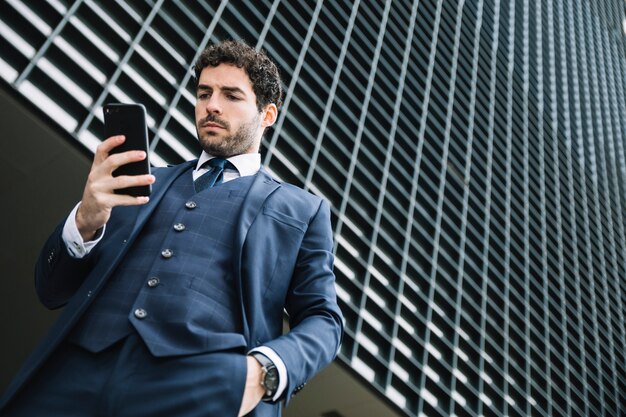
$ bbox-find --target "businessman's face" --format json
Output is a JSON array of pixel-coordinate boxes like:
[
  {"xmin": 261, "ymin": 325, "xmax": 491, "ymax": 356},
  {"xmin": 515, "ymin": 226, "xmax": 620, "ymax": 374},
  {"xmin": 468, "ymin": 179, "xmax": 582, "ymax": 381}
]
[{"xmin": 195, "ymin": 64, "xmax": 276, "ymax": 158}]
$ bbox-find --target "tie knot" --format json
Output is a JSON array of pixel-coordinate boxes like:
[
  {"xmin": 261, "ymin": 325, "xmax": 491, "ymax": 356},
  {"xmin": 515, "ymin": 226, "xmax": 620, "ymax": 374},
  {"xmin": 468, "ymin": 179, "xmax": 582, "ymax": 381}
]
[{"xmin": 194, "ymin": 158, "xmax": 236, "ymax": 193}]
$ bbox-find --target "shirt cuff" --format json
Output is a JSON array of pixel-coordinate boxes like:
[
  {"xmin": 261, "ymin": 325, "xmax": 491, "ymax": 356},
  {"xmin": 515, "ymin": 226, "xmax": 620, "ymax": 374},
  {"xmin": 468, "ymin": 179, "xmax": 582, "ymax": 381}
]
[
  {"xmin": 62, "ymin": 202, "xmax": 105, "ymax": 258},
  {"xmin": 249, "ymin": 346, "xmax": 287, "ymax": 402}
]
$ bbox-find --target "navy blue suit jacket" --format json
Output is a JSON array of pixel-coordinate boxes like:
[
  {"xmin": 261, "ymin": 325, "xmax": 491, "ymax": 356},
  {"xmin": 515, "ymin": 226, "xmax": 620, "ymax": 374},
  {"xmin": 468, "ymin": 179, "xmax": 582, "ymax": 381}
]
[{"xmin": 1, "ymin": 161, "xmax": 343, "ymax": 409}]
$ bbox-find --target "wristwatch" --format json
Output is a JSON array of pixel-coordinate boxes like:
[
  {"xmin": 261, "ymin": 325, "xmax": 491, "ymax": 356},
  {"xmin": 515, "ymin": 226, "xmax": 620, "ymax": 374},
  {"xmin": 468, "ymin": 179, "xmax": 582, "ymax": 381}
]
[{"xmin": 251, "ymin": 353, "xmax": 279, "ymax": 400}]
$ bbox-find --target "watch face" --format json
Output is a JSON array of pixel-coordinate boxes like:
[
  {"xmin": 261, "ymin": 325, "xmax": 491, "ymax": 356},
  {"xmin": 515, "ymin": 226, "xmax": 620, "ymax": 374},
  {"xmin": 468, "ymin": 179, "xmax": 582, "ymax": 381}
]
[{"xmin": 264, "ymin": 367, "xmax": 279, "ymax": 392}]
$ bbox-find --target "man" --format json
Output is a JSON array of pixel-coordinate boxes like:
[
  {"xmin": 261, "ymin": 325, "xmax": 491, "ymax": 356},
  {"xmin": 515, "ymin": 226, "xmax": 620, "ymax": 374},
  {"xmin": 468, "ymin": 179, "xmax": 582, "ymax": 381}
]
[{"xmin": 1, "ymin": 40, "xmax": 343, "ymax": 417}]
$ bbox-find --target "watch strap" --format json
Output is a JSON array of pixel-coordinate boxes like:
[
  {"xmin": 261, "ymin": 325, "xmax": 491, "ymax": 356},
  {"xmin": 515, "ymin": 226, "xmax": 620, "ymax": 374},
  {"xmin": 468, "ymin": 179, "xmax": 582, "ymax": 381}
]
[{"xmin": 251, "ymin": 353, "xmax": 279, "ymax": 399}]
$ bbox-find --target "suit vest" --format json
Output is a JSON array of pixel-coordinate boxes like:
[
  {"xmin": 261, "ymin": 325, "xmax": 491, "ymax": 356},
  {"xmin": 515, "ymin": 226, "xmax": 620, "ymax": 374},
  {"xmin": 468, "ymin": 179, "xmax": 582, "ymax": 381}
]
[{"xmin": 69, "ymin": 169, "xmax": 256, "ymax": 356}]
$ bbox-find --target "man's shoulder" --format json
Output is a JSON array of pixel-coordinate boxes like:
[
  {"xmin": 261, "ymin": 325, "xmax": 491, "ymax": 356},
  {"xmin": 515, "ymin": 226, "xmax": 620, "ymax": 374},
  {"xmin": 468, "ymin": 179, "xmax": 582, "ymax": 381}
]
[
  {"xmin": 264, "ymin": 172, "xmax": 322, "ymax": 203},
  {"xmin": 264, "ymin": 177, "xmax": 328, "ymax": 220}
]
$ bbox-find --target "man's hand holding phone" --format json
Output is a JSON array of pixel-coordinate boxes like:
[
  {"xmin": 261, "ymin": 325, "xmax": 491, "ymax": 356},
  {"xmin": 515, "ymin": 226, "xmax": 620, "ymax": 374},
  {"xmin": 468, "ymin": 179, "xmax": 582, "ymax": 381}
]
[{"xmin": 76, "ymin": 135, "xmax": 155, "ymax": 241}]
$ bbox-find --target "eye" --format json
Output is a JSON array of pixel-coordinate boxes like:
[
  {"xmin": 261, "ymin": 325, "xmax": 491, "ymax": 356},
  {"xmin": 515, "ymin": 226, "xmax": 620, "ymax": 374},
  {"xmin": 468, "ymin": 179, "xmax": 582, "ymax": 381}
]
[{"xmin": 227, "ymin": 94, "xmax": 240, "ymax": 101}]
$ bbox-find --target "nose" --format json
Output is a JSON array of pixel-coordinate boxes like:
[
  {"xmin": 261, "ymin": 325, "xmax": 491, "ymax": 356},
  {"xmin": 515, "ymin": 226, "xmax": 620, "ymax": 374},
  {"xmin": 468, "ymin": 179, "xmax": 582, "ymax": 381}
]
[{"xmin": 205, "ymin": 94, "xmax": 222, "ymax": 114}]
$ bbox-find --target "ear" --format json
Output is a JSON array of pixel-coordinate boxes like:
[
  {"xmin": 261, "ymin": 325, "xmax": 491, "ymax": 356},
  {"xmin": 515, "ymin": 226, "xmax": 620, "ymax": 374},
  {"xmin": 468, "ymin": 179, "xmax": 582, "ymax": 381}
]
[{"xmin": 260, "ymin": 103, "xmax": 278, "ymax": 129}]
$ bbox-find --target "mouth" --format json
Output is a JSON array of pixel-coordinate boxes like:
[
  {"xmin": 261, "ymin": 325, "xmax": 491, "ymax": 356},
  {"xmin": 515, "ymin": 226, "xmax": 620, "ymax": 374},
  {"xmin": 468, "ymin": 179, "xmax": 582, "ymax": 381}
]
[{"xmin": 202, "ymin": 122, "xmax": 224, "ymax": 129}]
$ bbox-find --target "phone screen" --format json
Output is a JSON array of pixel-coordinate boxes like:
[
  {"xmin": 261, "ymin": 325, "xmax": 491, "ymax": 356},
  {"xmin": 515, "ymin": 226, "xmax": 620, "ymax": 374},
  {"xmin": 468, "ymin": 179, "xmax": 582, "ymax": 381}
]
[{"xmin": 103, "ymin": 103, "xmax": 152, "ymax": 196}]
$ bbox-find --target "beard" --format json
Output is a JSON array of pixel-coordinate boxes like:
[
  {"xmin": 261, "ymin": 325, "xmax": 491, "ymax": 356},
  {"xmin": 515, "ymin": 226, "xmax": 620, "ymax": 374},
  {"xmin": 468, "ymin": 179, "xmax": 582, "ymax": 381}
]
[{"xmin": 196, "ymin": 113, "xmax": 261, "ymax": 158}]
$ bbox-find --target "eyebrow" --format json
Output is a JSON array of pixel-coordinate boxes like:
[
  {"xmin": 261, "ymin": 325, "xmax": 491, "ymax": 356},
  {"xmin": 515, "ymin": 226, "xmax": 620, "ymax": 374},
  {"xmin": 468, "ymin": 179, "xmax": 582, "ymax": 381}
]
[
  {"xmin": 196, "ymin": 84, "xmax": 246, "ymax": 96},
  {"xmin": 222, "ymin": 86, "xmax": 246, "ymax": 96}
]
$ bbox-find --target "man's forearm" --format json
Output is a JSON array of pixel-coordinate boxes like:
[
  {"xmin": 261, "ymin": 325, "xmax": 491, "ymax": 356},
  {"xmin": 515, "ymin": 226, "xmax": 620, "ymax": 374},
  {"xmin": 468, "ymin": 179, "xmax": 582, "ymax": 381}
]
[{"xmin": 35, "ymin": 220, "xmax": 93, "ymax": 309}]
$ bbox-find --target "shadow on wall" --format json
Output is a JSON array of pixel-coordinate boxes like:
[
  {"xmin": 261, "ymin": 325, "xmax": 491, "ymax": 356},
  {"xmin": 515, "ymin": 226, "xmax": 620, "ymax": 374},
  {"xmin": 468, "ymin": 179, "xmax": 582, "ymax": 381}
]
[{"xmin": 0, "ymin": 84, "xmax": 90, "ymax": 392}]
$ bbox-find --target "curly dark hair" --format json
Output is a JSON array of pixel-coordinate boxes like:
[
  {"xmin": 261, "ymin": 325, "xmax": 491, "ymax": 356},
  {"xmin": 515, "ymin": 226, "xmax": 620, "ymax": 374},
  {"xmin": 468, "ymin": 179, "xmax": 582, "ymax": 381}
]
[{"xmin": 193, "ymin": 40, "xmax": 283, "ymax": 112}]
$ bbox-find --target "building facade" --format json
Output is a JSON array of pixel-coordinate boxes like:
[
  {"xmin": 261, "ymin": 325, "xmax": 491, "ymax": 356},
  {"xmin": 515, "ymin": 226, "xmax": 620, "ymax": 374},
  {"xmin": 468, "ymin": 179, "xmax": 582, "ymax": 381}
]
[{"xmin": 1, "ymin": 1, "xmax": 626, "ymax": 416}]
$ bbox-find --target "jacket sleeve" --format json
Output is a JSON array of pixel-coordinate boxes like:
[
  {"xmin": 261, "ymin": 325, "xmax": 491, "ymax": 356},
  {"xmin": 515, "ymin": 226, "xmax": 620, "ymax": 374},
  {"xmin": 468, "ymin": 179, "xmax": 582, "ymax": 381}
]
[
  {"xmin": 262, "ymin": 199, "xmax": 344, "ymax": 404},
  {"xmin": 34, "ymin": 218, "xmax": 95, "ymax": 309}
]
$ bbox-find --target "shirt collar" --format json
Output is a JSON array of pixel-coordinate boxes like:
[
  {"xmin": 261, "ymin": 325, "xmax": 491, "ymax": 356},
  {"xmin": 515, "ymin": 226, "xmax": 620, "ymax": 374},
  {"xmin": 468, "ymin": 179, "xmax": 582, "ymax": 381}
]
[{"xmin": 195, "ymin": 151, "xmax": 261, "ymax": 177}]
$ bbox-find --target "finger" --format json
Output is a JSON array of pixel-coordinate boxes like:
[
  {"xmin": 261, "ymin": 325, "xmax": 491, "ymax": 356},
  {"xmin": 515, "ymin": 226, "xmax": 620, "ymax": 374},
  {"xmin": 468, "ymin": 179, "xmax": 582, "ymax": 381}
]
[
  {"xmin": 111, "ymin": 174, "xmax": 155, "ymax": 191},
  {"xmin": 94, "ymin": 135, "xmax": 126, "ymax": 164},
  {"xmin": 84, "ymin": 174, "xmax": 154, "ymax": 203},
  {"xmin": 105, "ymin": 150, "xmax": 148, "ymax": 173},
  {"xmin": 82, "ymin": 186, "xmax": 151, "ymax": 213},
  {"xmin": 107, "ymin": 194, "xmax": 151, "ymax": 206}
]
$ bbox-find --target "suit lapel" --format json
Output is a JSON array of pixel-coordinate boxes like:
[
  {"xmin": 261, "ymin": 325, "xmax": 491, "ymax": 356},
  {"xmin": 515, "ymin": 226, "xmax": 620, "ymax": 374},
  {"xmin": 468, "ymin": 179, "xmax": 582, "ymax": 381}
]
[
  {"xmin": 233, "ymin": 166, "xmax": 280, "ymax": 341},
  {"xmin": 233, "ymin": 167, "xmax": 280, "ymax": 249}
]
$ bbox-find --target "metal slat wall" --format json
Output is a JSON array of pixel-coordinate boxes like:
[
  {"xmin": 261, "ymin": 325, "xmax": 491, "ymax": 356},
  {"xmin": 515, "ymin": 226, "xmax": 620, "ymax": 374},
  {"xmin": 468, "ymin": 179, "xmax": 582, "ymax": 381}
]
[{"xmin": 2, "ymin": 1, "xmax": 626, "ymax": 416}]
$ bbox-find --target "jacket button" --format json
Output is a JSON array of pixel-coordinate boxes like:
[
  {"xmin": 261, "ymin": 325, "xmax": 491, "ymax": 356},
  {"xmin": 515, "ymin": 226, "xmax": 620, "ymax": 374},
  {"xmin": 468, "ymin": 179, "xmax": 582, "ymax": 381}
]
[
  {"xmin": 173, "ymin": 223, "xmax": 186, "ymax": 231},
  {"xmin": 147, "ymin": 277, "xmax": 160, "ymax": 287},
  {"xmin": 161, "ymin": 249, "xmax": 173, "ymax": 258},
  {"xmin": 134, "ymin": 308, "xmax": 147, "ymax": 319},
  {"xmin": 185, "ymin": 201, "xmax": 197, "ymax": 209}
]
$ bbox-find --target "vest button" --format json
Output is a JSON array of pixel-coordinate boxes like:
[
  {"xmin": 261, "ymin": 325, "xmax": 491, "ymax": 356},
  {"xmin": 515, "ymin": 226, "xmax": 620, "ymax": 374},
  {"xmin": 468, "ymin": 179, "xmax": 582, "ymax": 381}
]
[
  {"xmin": 173, "ymin": 223, "xmax": 186, "ymax": 232},
  {"xmin": 134, "ymin": 308, "xmax": 147, "ymax": 319},
  {"xmin": 161, "ymin": 249, "xmax": 173, "ymax": 258},
  {"xmin": 185, "ymin": 201, "xmax": 197, "ymax": 209},
  {"xmin": 147, "ymin": 277, "xmax": 160, "ymax": 287}
]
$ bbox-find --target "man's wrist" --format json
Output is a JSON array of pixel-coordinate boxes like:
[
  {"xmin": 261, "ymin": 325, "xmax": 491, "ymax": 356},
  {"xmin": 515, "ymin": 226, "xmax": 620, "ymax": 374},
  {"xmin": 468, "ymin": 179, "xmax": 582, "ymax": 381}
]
[
  {"xmin": 250, "ymin": 353, "xmax": 279, "ymax": 400},
  {"xmin": 75, "ymin": 204, "xmax": 98, "ymax": 242},
  {"xmin": 63, "ymin": 202, "xmax": 105, "ymax": 258},
  {"xmin": 248, "ymin": 346, "xmax": 287, "ymax": 401}
]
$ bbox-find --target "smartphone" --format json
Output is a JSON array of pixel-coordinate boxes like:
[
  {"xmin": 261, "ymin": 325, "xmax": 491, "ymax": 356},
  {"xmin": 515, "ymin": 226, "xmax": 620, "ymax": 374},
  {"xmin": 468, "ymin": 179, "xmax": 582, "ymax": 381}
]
[{"xmin": 103, "ymin": 103, "xmax": 152, "ymax": 196}]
